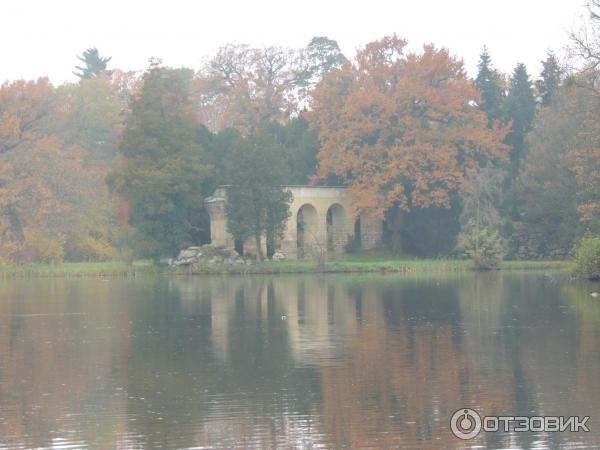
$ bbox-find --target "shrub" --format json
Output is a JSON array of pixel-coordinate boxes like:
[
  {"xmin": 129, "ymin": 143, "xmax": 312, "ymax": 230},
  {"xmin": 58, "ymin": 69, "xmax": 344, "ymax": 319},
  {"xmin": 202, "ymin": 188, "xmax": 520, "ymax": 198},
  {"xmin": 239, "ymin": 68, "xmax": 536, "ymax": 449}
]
[
  {"xmin": 79, "ymin": 236, "xmax": 118, "ymax": 261},
  {"xmin": 457, "ymin": 224, "xmax": 505, "ymax": 270},
  {"xmin": 24, "ymin": 231, "xmax": 65, "ymax": 265},
  {"xmin": 572, "ymin": 237, "xmax": 600, "ymax": 280}
]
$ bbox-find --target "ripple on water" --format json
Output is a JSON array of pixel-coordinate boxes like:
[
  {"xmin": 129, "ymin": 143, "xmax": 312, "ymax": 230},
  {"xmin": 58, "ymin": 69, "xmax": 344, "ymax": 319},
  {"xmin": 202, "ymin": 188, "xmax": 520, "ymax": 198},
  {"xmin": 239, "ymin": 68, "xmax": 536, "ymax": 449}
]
[{"xmin": 0, "ymin": 274, "xmax": 599, "ymax": 449}]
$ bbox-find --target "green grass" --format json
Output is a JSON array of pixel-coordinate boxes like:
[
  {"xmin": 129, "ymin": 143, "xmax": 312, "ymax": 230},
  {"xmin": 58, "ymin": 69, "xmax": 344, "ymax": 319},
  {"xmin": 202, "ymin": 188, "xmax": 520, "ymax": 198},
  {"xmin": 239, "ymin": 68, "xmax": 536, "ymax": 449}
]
[
  {"xmin": 183, "ymin": 255, "xmax": 568, "ymax": 275},
  {"xmin": 0, "ymin": 260, "xmax": 158, "ymax": 278},
  {"xmin": 500, "ymin": 260, "xmax": 568, "ymax": 270},
  {"xmin": 0, "ymin": 255, "xmax": 569, "ymax": 278}
]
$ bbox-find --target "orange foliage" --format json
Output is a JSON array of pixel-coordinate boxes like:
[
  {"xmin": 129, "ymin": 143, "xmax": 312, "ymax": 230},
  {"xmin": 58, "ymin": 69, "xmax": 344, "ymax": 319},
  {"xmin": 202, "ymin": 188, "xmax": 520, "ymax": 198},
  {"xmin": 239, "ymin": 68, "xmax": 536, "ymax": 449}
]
[
  {"xmin": 193, "ymin": 44, "xmax": 300, "ymax": 133},
  {"xmin": 318, "ymin": 323, "xmax": 514, "ymax": 449},
  {"xmin": 111, "ymin": 69, "xmax": 143, "ymax": 112},
  {"xmin": 0, "ymin": 78, "xmax": 111, "ymax": 262},
  {"xmin": 309, "ymin": 36, "xmax": 509, "ymax": 218}
]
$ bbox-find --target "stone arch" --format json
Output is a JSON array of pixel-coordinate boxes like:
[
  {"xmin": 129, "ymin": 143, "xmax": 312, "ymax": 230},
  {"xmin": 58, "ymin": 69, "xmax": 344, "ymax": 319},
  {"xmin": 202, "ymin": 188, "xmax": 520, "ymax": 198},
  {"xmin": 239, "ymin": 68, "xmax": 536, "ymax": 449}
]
[
  {"xmin": 297, "ymin": 204, "xmax": 318, "ymax": 259},
  {"xmin": 326, "ymin": 203, "xmax": 348, "ymax": 256}
]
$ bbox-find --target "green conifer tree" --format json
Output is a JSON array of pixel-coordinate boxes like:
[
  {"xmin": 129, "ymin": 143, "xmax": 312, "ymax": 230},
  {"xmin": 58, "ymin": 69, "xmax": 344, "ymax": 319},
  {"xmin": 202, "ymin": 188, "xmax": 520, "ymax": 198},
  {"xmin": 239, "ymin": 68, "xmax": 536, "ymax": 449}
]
[
  {"xmin": 475, "ymin": 47, "xmax": 505, "ymax": 126},
  {"xmin": 504, "ymin": 63, "xmax": 536, "ymax": 175},
  {"xmin": 536, "ymin": 52, "xmax": 562, "ymax": 107},
  {"xmin": 73, "ymin": 47, "xmax": 112, "ymax": 79},
  {"xmin": 225, "ymin": 130, "xmax": 292, "ymax": 260},
  {"xmin": 107, "ymin": 67, "xmax": 214, "ymax": 260}
]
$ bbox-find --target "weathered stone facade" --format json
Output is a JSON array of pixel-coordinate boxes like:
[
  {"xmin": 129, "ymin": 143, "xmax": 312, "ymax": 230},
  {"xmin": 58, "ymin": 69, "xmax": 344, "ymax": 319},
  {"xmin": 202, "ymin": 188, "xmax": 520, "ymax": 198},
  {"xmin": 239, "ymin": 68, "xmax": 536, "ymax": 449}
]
[{"xmin": 205, "ymin": 186, "xmax": 383, "ymax": 260}]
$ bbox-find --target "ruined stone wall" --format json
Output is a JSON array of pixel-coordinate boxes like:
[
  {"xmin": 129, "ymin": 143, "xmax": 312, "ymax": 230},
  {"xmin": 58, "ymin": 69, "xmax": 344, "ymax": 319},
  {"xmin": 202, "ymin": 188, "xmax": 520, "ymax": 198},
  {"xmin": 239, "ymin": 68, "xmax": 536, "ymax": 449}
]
[{"xmin": 205, "ymin": 186, "xmax": 383, "ymax": 260}]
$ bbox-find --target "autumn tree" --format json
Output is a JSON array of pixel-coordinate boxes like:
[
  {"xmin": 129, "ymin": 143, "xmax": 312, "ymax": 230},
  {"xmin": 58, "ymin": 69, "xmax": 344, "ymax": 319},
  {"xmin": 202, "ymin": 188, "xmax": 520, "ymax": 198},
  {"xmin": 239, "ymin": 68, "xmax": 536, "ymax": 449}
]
[
  {"xmin": 225, "ymin": 130, "xmax": 292, "ymax": 260},
  {"xmin": 569, "ymin": 0, "xmax": 600, "ymax": 89},
  {"xmin": 58, "ymin": 76, "xmax": 122, "ymax": 160},
  {"xmin": 52, "ymin": 76, "xmax": 127, "ymax": 260},
  {"xmin": 566, "ymin": 2, "xmax": 600, "ymax": 226},
  {"xmin": 309, "ymin": 36, "xmax": 509, "ymax": 220},
  {"xmin": 0, "ymin": 78, "xmax": 99, "ymax": 263},
  {"xmin": 194, "ymin": 44, "xmax": 299, "ymax": 132},
  {"xmin": 194, "ymin": 38, "xmax": 344, "ymax": 133},
  {"xmin": 73, "ymin": 47, "xmax": 112, "ymax": 79},
  {"xmin": 111, "ymin": 69, "xmax": 143, "ymax": 111},
  {"xmin": 107, "ymin": 67, "xmax": 214, "ymax": 260},
  {"xmin": 568, "ymin": 83, "xmax": 600, "ymax": 225}
]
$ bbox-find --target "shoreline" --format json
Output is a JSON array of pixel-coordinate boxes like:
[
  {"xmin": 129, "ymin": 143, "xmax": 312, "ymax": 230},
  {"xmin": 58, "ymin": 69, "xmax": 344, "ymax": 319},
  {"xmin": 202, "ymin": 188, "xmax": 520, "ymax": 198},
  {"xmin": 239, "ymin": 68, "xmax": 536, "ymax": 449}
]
[{"xmin": 0, "ymin": 259, "xmax": 569, "ymax": 278}]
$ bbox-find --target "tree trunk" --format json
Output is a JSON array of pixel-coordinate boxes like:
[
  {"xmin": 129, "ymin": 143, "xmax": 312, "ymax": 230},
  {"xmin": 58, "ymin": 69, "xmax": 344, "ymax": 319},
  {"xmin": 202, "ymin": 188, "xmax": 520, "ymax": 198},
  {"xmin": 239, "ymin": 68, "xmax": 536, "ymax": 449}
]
[{"xmin": 255, "ymin": 233, "xmax": 264, "ymax": 261}]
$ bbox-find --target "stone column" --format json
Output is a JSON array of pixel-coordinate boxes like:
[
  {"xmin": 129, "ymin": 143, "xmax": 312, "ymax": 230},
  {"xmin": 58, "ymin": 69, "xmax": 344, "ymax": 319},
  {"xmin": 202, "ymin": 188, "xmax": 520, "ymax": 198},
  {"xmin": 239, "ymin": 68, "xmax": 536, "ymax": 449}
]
[{"xmin": 204, "ymin": 188, "xmax": 235, "ymax": 249}]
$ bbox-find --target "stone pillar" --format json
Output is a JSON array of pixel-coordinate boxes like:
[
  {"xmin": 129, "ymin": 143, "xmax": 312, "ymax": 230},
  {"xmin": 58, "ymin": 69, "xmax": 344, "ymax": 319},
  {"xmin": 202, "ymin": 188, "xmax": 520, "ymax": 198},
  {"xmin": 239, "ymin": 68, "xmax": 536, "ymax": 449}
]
[
  {"xmin": 280, "ymin": 208, "xmax": 299, "ymax": 260},
  {"xmin": 326, "ymin": 206, "xmax": 351, "ymax": 258},
  {"xmin": 204, "ymin": 188, "xmax": 235, "ymax": 249}
]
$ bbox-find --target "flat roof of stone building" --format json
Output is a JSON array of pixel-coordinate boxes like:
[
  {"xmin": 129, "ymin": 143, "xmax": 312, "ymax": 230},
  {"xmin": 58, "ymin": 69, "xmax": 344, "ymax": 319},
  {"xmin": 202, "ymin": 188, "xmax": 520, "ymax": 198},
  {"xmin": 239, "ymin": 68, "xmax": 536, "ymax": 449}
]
[{"xmin": 216, "ymin": 185, "xmax": 346, "ymax": 189}]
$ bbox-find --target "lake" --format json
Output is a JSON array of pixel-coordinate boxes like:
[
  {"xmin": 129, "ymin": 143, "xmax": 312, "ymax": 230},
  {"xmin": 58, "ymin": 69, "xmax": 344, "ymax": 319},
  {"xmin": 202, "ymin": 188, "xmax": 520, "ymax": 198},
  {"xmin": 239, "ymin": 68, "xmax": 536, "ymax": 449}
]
[{"xmin": 0, "ymin": 272, "xmax": 599, "ymax": 449}]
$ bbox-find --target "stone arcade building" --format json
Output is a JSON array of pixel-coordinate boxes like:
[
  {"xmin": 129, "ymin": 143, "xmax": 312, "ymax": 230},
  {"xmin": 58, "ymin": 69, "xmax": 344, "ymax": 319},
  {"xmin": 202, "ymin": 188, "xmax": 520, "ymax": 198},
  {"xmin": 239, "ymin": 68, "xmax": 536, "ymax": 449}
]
[{"xmin": 205, "ymin": 186, "xmax": 383, "ymax": 259}]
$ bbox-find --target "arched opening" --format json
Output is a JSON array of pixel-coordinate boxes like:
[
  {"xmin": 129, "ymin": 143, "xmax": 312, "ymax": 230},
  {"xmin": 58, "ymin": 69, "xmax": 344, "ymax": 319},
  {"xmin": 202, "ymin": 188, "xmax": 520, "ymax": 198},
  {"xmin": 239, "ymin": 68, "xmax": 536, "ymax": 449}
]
[
  {"xmin": 326, "ymin": 203, "xmax": 347, "ymax": 255},
  {"xmin": 297, "ymin": 204, "xmax": 318, "ymax": 259},
  {"xmin": 234, "ymin": 238, "xmax": 244, "ymax": 256}
]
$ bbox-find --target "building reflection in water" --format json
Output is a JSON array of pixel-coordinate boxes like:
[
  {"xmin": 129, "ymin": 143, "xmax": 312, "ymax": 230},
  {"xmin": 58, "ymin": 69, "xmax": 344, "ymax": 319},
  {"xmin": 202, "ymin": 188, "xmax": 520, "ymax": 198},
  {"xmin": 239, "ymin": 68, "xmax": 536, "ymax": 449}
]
[{"xmin": 0, "ymin": 274, "xmax": 599, "ymax": 449}]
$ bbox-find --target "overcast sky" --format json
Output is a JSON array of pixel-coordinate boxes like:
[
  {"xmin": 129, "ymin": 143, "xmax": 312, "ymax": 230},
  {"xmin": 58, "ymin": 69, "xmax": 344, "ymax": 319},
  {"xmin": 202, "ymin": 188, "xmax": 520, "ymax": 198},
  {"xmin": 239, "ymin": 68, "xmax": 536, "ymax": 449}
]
[{"xmin": 0, "ymin": 0, "xmax": 587, "ymax": 84}]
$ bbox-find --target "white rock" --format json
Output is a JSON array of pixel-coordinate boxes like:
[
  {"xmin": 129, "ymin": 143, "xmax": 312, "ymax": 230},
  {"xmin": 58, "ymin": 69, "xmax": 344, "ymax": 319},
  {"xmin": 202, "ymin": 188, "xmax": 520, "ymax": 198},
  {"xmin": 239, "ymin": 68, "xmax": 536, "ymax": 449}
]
[
  {"xmin": 272, "ymin": 251, "xmax": 286, "ymax": 261},
  {"xmin": 178, "ymin": 249, "xmax": 198, "ymax": 259}
]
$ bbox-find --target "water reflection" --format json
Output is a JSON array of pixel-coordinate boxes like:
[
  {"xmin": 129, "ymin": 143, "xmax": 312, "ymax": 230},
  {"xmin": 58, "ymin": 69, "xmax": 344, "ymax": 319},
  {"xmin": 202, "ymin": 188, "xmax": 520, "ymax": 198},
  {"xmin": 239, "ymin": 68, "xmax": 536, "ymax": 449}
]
[{"xmin": 0, "ymin": 273, "xmax": 599, "ymax": 449}]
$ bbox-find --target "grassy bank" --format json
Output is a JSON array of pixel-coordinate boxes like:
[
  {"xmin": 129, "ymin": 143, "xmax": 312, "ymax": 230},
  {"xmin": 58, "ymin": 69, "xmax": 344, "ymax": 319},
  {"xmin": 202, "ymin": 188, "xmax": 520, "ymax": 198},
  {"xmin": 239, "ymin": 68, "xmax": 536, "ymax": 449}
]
[
  {"xmin": 0, "ymin": 261, "xmax": 158, "ymax": 278},
  {"xmin": 0, "ymin": 256, "xmax": 568, "ymax": 278},
  {"xmin": 175, "ymin": 254, "xmax": 568, "ymax": 275},
  {"xmin": 245, "ymin": 257, "xmax": 469, "ymax": 274},
  {"xmin": 234, "ymin": 257, "xmax": 566, "ymax": 274}
]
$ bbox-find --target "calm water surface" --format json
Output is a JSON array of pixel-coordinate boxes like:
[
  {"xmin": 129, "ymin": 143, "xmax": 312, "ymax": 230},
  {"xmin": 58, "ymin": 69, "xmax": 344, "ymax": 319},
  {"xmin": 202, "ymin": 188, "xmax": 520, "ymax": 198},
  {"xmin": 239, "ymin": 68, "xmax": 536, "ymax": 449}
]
[{"xmin": 0, "ymin": 272, "xmax": 599, "ymax": 449}]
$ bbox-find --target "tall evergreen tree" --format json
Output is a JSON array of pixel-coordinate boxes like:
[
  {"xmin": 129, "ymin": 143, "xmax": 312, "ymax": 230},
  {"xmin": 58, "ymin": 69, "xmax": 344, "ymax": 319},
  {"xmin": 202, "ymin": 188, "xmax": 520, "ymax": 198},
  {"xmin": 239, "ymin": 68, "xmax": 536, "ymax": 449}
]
[
  {"xmin": 475, "ymin": 47, "xmax": 505, "ymax": 125},
  {"xmin": 73, "ymin": 47, "xmax": 112, "ymax": 79},
  {"xmin": 536, "ymin": 52, "xmax": 562, "ymax": 107},
  {"xmin": 297, "ymin": 36, "xmax": 347, "ymax": 90},
  {"xmin": 267, "ymin": 115, "xmax": 319, "ymax": 184},
  {"xmin": 504, "ymin": 63, "xmax": 536, "ymax": 175},
  {"xmin": 225, "ymin": 130, "xmax": 292, "ymax": 260},
  {"xmin": 514, "ymin": 84, "xmax": 595, "ymax": 258},
  {"xmin": 107, "ymin": 67, "xmax": 214, "ymax": 260}
]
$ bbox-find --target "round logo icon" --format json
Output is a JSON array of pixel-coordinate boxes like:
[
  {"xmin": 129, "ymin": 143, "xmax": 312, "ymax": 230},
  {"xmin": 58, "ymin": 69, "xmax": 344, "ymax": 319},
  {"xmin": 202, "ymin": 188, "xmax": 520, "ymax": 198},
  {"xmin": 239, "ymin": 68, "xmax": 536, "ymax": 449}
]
[{"xmin": 450, "ymin": 408, "xmax": 482, "ymax": 440}]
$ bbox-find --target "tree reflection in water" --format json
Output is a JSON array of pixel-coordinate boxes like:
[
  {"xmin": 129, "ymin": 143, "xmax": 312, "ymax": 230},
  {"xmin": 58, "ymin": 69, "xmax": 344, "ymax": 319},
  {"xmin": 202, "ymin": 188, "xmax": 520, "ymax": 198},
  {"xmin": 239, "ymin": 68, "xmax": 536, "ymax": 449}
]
[{"xmin": 0, "ymin": 273, "xmax": 598, "ymax": 449}]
